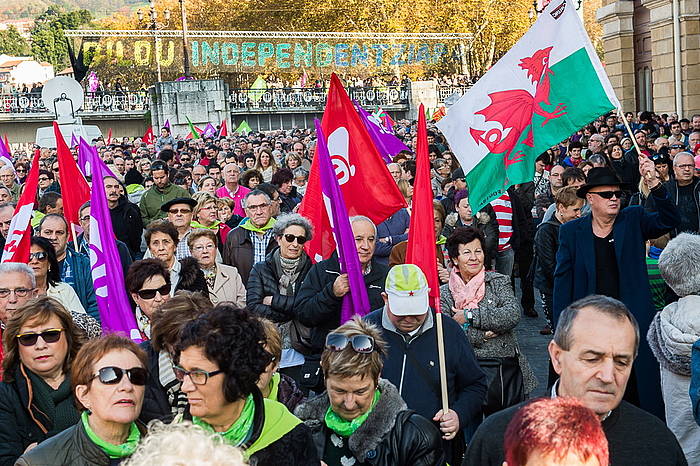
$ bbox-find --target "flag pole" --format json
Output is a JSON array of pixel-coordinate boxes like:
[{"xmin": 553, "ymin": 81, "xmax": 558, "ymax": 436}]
[
  {"xmin": 70, "ymin": 223, "xmax": 79, "ymax": 252},
  {"xmin": 617, "ymin": 108, "xmax": 654, "ymax": 182},
  {"xmin": 434, "ymin": 297, "xmax": 450, "ymax": 414}
]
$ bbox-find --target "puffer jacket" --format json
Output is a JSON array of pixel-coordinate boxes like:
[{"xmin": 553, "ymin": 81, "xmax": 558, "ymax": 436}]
[
  {"xmin": 247, "ymin": 249, "xmax": 312, "ymax": 323},
  {"xmin": 294, "ymin": 256, "xmax": 388, "ymax": 354},
  {"xmin": 440, "ymin": 271, "xmax": 537, "ymax": 394},
  {"xmin": 16, "ymin": 419, "xmax": 147, "ymax": 466},
  {"xmin": 648, "ymin": 295, "xmax": 700, "ymax": 464},
  {"xmin": 295, "ymin": 379, "xmax": 445, "ymax": 466}
]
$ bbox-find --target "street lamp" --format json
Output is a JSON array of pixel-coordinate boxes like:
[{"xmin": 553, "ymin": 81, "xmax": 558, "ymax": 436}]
[{"xmin": 136, "ymin": 1, "xmax": 170, "ymax": 82}]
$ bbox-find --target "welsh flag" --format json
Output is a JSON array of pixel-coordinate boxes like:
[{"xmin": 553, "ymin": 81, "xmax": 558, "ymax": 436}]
[{"xmin": 437, "ymin": 0, "xmax": 620, "ymax": 211}]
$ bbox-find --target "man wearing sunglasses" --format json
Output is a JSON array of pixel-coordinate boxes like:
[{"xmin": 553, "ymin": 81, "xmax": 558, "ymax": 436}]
[
  {"xmin": 554, "ymin": 164, "xmax": 681, "ymax": 419},
  {"xmin": 365, "ymin": 264, "xmax": 486, "ymax": 464}
]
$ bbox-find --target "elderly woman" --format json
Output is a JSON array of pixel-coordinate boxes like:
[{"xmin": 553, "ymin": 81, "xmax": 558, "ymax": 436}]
[
  {"xmin": 190, "ymin": 193, "xmax": 231, "ymax": 245},
  {"xmin": 285, "ymin": 153, "xmax": 302, "ymax": 171},
  {"xmin": 271, "ymin": 168, "xmax": 302, "ymax": 214},
  {"xmin": 247, "ymin": 213, "xmax": 313, "ymax": 377},
  {"xmin": 257, "ymin": 318, "xmax": 305, "ymax": 413},
  {"xmin": 140, "ymin": 292, "xmax": 212, "ymax": 424},
  {"xmin": 442, "ymin": 190, "xmax": 499, "ymax": 269},
  {"xmin": 29, "ymin": 237, "xmax": 86, "ymax": 315},
  {"xmin": 17, "ymin": 335, "xmax": 148, "ymax": 465},
  {"xmin": 295, "ymin": 317, "xmax": 444, "ymax": 465},
  {"xmin": 650, "ymin": 233, "xmax": 700, "ymax": 463},
  {"xmin": 0, "ymin": 297, "xmax": 85, "ymax": 465},
  {"xmin": 145, "ymin": 220, "xmax": 181, "ymax": 286},
  {"xmin": 174, "ymin": 304, "xmax": 318, "ymax": 463},
  {"xmin": 240, "ymin": 169, "xmax": 262, "ymax": 189},
  {"xmin": 188, "ymin": 229, "xmax": 245, "ymax": 307},
  {"xmin": 440, "ymin": 227, "xmax": 537, "ymax": 412},
  {"xmin": 126, "ymin": 259, "xmax": 172, "ymax": 340}
]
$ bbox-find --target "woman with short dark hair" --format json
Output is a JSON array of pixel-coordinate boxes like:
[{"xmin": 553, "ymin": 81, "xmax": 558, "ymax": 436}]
[{"xmin": 126, "ymin": 259, "xmax": 171, "ymax": 340}]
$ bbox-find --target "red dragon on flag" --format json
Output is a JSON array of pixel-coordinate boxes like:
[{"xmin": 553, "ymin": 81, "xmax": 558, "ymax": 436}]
[{"xmin": 469, "ymin": 46, "xmax": 568, "ymax": 168}]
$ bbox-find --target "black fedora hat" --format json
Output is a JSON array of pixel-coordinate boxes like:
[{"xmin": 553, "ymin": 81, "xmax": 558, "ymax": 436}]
[
  {"xmin": 160, "ymin": 197, "xmax": 197, "ymax": 213},
  {"xmin": 576, "ymin": 167, "xmax": 629, "ymax": 198}
]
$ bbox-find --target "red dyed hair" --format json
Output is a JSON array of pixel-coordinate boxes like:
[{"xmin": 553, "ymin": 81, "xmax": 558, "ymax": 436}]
[{"xmin": 503, "ymin": 397, "xmax": 609, "ymax": 466}]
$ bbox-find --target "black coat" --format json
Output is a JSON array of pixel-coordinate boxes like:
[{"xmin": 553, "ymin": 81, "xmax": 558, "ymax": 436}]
[
  {"xmin": 139, "ymin": 341, "xmax": 174, "ymax": 425},
  {"xmin": 532, "ymin": 217, "xmax": 561, "ymax": 295},
  {"xmin": 0, "ymin": 366, "xmax": 73, "ymax": 466},
  {"xmin": 247, "ymin": 249, "xmax": 312, "ymax": 323},
  {"xmin": 295, "ymin": 379, "xmax": 445, "ymax": 466},
  {"xmin": 223, "ymin": 226, "xmax": 277, "ymax": 287},
  {"xmin": 294, "ymin": 256, "xmax": 388, "ymax": 354},
  {"xmin": 16, "ymin": 420, "xmax": 147, "ymax": 466},
  {"xmin": 109, "ymin": 196, "xmax": 143, "ymax": 258}
]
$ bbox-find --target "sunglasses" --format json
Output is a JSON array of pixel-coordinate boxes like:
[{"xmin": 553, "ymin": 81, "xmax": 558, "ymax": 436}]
[
  {"xmin": 589, "ymin": 190, "xmax": 623, "ymax": 199},
  {"xmin": 29, "ymin": 251, "xmax": 48, "ymax": 261},
  {"xmin": 136, "ymin": 283, "xmax": 171, "ymax": 299},
  {"xmin": 93, "ymin": 366, "xmax": 148, "ymax": 386},
  {"xmin": 168, "ymin": 208, "xmax": 192, "ymax": 214},
  {"xmin": 325, "ymin": 333, "xmax": 375, "ymax": 353},
  {"xmin": 283, "ymin": 234, "xmax": 307, "ymax": 244},
  {"xmin": 16, "ymin": 328, "xmax": 63, "ymax": 346}
]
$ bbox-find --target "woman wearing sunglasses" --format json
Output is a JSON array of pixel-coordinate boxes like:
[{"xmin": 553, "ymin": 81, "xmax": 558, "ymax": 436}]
[
  {"xmin": 126, "ymin": 259, "xmax": 172, "ymax": 340},
  {"xmin": 174, "ymin": 304, "xmax": 318, "ymax": 464},
  {"xmin": 0, "ymin": 297, "xmax": 85, "ymax": 465},
  {"xmin": 295, "ymin": 317, "xmax": 444, "ymax": 466},
  {"xmin": 17, "ymin": 334, "xmax": 148, "ymax": 465},
  {"xmin": 247, "ymin": 213, "xmax": 313, "ymax": 381},
  {"xmin": 187, "ymin": 229, "xmax": 245, "ymax": 307}
]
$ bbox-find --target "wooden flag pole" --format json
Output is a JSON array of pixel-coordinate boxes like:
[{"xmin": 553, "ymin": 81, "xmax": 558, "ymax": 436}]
[
  {"xmin": 434, "ymin": 297, "xmax": 450, "ymax": 414},
  {"xmin": 71, "ymin": 223, "xmax": 79, "ymax": 252},
  {"xmin": 618, "ymin": 108, "xmax": 655, "ymax": 182}
]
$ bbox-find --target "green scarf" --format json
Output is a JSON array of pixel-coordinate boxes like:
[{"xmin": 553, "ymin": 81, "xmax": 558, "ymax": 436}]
[
  {"xmin": 267, "ymin": 373, "xmax": 281, "ymax": 401},
  {"xmin": 436, "ymin": 235, "xmax": 447, "ymax": 245},
  {"xmin": 190, "ymin": 220, "xmax": 221, "ymax": 230},
  {"xmin": 81, "ymin": 411, "xmax": 141, "ymax": 459},
  {"xmin": 239, "ymin": 217, "xmax": 276, "ymax": 233},
  {"xmin": 26, "ymin": 368, "xmax": 79, "ymax": 436},
  {"xmin": 324, "ymin": 389, "xmax": 381, "ymax": 437},
  {"xmin": 192, "ymin": 394, "xmax": 255, "ymax": 447}
]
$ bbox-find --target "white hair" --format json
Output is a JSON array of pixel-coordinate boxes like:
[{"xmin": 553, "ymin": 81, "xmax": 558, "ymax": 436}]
[
  {"xmin": 0, "ymin": 263, "xmax": 36, "ymax": 288},
  {"xmin": 349, "ymin": 215, "xmax": 377, "ymax": 236}
]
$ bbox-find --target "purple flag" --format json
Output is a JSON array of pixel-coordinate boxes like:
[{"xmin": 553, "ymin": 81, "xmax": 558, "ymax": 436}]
[
  {"xmin": 355, "ymin": 102, "xmax": 409, "ymax": 164},
  {"xmin": 70, "ymin": 133, "xmax": 78, "ymax": 148},
  {"xmin": 78, "ymin": 138, "xmax": 116, "ymax": 179},
  {"xmin": 202, "ymin": 123, "xmax": 217, "ymax": 138},
  {"xmin": 87, "ymin": 148, "xmax": 142, "ymax": 342},
  {"xmin": 315, "ymin": 119, "xmax": 370, "ymax": 323},
  {"xmin": 164, "ymin": 119, "xmax": 171, "ymax": 130},
  {"xmin": 0, "ymin": 137, "xmax": 16, "ymax": 179}
]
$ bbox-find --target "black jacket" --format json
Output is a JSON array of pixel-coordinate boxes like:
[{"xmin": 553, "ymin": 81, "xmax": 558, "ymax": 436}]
[
  {"xmin": 294, "ymin": 256, "xmax": 388, "ymax": 354},
  {"xmin": 295, "ymin": 379, "xmax": 445, "ymax": 466},
  {"xmin": 247, "ymin": 249, "xmax": 312, "ymax": 323},
  {"xmin": 532, "ymin": 217, "xmax": 561, "ymax": 295},
  {"xmin": 139, "ymin": 341, "xmax": 174, "ymax": 425},
  {"xmin": 16, "ymin": 419, "xmax": 147, "ymax": 466},
  {"xmin": 0, "ymin": 366, "xmax": 75, "ymax": 466},
  {"xmin": 110, "ymin": 196, "xmax": 143, "ymax": 258},
  {"xmin": 223, "ymin": 226, "xmax": 277, "ymax": 287}
]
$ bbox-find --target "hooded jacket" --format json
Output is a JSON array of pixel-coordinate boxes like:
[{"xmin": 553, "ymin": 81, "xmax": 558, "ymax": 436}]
[{"xmin": 295, "ymin": 379, "xmax": 445, "ymax": 466}]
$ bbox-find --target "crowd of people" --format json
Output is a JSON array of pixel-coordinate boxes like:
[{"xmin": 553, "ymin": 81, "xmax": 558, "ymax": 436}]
[{"xmin": 0, "ymin": 108, "xmax": 698, "ymax": 465}]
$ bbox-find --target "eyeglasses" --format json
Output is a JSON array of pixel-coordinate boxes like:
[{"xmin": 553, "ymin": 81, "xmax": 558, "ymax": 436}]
[
  {"xmin": 38, "ymin": 177, "xmax": 49, "ymax": 182},
  {"xmin": 16, "ymin": 169, "xmax": 26, "ymax": 173},
  {"xmin": 192, "ymin": 243, "xmax": 216, "ymax": 252},
  {"xmin": 325, "ymin": 333, "xmax": 375, "ymax": 353},
  {"xmin": 172, "ymin": 365, "xmax": 223, "ymax": 385},
  {"xmin": 93, "ymin": 366, "xmax": 148, "ymax": 386},
  {"xmin": 0, "ymin": 288, "xmax": 33, "ymax": 298},
  {"xmin": 168, "ymin": 208, "xmax": 192, "ymax": 214},
  {"xmin": 670, "ymin": 145, "xmax": 685, "ymax": 149},
  {"xmin": 588, "ymin": 190, "xmax": 623, "ymax": 199},
  {"xmin": 246, "ymin": 203, "xmax": 270, "ymax": 211},
  {"xmin": 283, "ymin": 234, "xmax": 307, "ymax": 244},
  {"xmin": 136, "ymin": 283, "xmax": 171, "ymax": 299},
  {"xmin": 28, "ymin": 251, "xmax": 47, "ymax": 261},
  {"xmin": 16, "ymin": 328, "xmax": 64, "ymax": 346},
  {"xmin": 676, "ymin": 164, "xmax": 695, "ymax": 170}
]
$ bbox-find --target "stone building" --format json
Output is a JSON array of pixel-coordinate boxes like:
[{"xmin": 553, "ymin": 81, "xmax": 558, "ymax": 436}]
[{"xmin": 597, "ymin": 0, "xmax": 700, "ymax": 116}]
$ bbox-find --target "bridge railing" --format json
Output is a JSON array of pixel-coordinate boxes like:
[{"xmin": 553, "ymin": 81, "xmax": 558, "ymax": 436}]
[
  {"xmin": 228, "ymin": 85, "xmax": 410, "ymax": 112},
  {"xmin": 0, "ymin": 91, "xmax": 150, "ymax": 114}
]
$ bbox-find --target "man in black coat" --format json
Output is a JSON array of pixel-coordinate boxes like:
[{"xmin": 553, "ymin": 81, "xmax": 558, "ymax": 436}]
[
  {"xmin": 105, "ymin": 176, "xmax": 143, "ymax": 259},
  {"xmin": 463, "ymin": 295, "xmax": 687, "ymax": 466}
]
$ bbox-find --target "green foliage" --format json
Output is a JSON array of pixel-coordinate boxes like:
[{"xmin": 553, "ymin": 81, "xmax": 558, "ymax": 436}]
[
  {"xmin": 30, "ymin": 5, "xmax": 92, "ymax": 68},
  {"xmin": 0, "ymin": 26, "xmax": 30, "ymax": 55}
]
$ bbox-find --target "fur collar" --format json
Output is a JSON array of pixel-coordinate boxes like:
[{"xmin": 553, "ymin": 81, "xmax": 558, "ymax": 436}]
[{"xmin": 294, "ymin": 379, "xmax": 407, "ymax": 461}]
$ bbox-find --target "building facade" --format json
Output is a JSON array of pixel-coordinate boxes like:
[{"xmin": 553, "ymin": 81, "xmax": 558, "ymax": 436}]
[{"xmin": 597, "ymin": 0, "xmax": 700, "ymax": 116}]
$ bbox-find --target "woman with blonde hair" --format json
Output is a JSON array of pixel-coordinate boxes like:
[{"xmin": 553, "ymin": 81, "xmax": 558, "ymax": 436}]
[{"xmin": 190, "ymin": 193, "xmax": 231, "ymax": 246}]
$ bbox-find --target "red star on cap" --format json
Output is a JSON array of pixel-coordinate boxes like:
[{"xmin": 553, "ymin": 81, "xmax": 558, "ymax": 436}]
[{"xmin": 408, "ymin": 291, "xmax": 414, "ymax": 296}]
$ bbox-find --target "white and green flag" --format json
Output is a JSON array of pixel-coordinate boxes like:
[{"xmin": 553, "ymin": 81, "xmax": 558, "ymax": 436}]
[{"xmin": 436, "ymin": 0, "xmax": 620, "ymax": 211}]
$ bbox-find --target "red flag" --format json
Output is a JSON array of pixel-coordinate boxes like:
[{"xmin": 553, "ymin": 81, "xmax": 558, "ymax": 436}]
[
  {"xmin": 219, "ymin": 119, "xmax": 228, "ymax": 137},
  {"xmin": 299, "ymin": 73, "xmax": 406, "ymax": 262},
  {"xmin": 406, "ymin": 104, "xmax": 440, "ymax": 311},
  {"xmin": 54, "ymin": 122, "xmax": 90, "ymax": 225},
  {"xmin": 2, "ymin": 134, "xmax": 9, "ymax": 153},
  {"xmin": 1, "ymin": 150, "xmax": 40, "ymax": 263},
  {"xmin": 143, "ymin": 127, "xmax": 155, "ymax": 145},
  {"xmin": 106, "ymin": 128, "xmax": 112, "ymax": 145}
]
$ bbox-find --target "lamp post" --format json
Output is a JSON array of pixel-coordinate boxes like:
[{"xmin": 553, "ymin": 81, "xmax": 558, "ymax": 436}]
[
  {"xmin": 180, "ymin": 0, "xmax": 191, "ymax": 78},
  {"xmin": 137, "ymin": 1, "xmax": 170, "ymax": 83}
]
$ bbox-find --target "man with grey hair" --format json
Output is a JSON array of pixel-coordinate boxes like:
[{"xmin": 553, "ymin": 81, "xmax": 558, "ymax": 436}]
[
  {"xmin": 223, "ymin": 189, "xmax": 277, "ymax": 286},
  {"xmin": 464, "ymin": 295, "xmax": 686, "ymax": 466},
  {"xmin": 294, "ymin": 216, "xmax": 389, "ymax": 392},
  {"xmin": 216, "ymin": 162, "xmax": 249, "ymax": 217},
  {"xmin": 647, "ymin": 152, "xmax": 700, "ymax": 236},
  {"xmin": 0, "ymin": 202, "xmax": 14, "ymax": 246},
  {"xmin": 0, "ymin": 165, "xmax": 18, "ymax": 200}
]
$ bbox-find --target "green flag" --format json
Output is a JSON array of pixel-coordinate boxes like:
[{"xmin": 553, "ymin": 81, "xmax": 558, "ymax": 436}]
[
  {"xmin": 186, "ymin": 116, "xmax": 201, "ymax": 139},
  {"xmin": 248, "ymin": 76, "xmax": 267, "ymax": 103},
  {"xmin": 235, "ymin": 120, "xmax": 252, "ymax": 135}
]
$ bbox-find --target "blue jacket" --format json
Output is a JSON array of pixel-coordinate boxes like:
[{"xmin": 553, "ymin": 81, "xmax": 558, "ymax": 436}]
[
  {"xmin": 60, "ymin": 247, "xmax": 99, "ymax": 322},
  {"xmin": 691, "ymin": 339, "xmax": 700, "ymax": 426},
  {"xmin": 553, "ymin": 184, "xmax": 680, "ymax": 418},
  {"xmin": 364, "ymin": 308, "xmax": 487, "ymax": 433},
  {"xmin": 375, "ymin": 208, "xmax": 410, "ymax": 265}
]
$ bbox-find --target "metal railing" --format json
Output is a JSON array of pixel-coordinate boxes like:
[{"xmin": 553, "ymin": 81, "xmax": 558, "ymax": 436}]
[
  {"xmin": 228, "ymin": 85, "xmax": 410, "ymax": 112},
  {"xmin": 437, "ymin": 85, "xmax": 472, "ymax": 104},
  {"xmin": 0, "ymin": 90, "xmax": 150, "ymax": 114}
]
